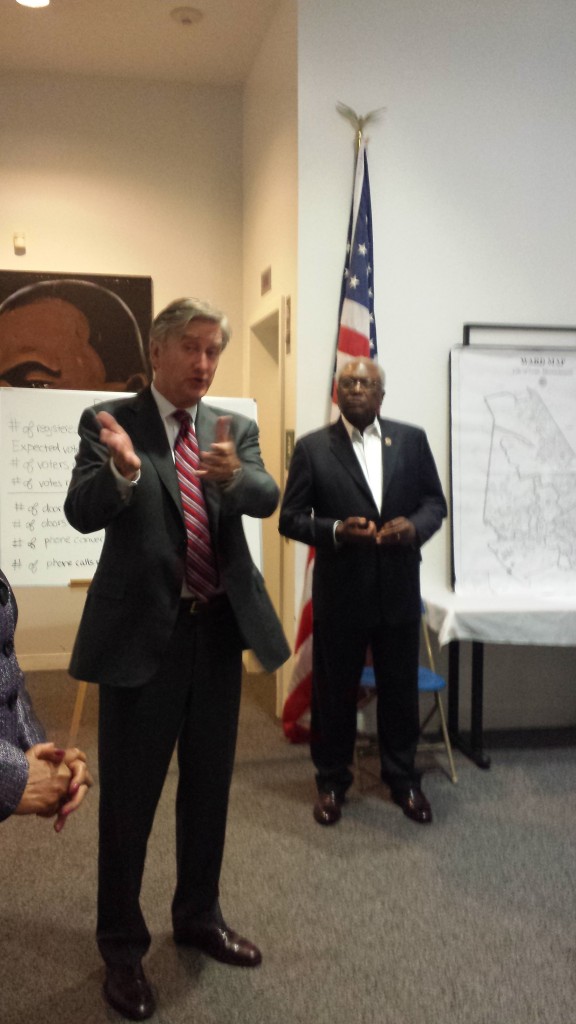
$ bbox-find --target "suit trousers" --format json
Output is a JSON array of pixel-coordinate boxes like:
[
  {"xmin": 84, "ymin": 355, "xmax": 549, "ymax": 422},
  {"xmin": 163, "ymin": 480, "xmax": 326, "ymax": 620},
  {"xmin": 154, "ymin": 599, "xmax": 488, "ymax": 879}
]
[
  {"xmin": 96, "ymin": 596, "xmax": 244, "ymax": 967},
  {"xmin": 311, "ymin": 616, "xmax": 421, "ymax": 798}
]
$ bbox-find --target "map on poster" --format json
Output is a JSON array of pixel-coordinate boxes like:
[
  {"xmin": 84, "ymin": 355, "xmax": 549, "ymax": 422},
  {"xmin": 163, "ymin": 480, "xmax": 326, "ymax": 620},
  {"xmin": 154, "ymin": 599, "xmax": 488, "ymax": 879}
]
[{"xmin": 451, "ymin": 346, "xmax": 576, "ymax": 595}]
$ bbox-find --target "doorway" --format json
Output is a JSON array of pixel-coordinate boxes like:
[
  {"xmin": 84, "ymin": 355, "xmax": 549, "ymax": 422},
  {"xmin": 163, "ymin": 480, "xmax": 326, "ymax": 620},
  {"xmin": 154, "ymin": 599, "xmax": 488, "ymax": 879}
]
[{"xmin": 248, "ymin": 309, "xmax": 286, "ymax": 715}]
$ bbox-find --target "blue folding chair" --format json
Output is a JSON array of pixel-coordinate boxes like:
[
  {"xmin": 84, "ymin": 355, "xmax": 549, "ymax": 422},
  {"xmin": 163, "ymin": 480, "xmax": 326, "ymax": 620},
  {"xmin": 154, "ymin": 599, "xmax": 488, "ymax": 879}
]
[
  {"xmin": 355, "ymin": 604, "xmax": 458, "ymax": 785},
  {"xmin": 417, "ymin": 605, "xmax": 458, "ymax": 782}
]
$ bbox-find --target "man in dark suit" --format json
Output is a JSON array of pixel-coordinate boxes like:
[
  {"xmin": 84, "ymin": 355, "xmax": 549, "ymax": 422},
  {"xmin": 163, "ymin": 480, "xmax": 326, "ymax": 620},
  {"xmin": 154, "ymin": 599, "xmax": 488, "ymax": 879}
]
[
  {"xmin": 279, "ymin": 358, "xmax": 446, "ymax": 829},
  {"xmin": 65, "ymin": 297, "xmax": 289, "ymax": 1021}
]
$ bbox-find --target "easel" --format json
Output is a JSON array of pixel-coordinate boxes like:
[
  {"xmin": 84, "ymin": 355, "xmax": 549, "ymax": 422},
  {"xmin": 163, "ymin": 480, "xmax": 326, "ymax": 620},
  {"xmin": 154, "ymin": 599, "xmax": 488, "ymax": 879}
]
[{"xmin": 67, "ymin": 578, "xmax": 91, "ymax": 747}]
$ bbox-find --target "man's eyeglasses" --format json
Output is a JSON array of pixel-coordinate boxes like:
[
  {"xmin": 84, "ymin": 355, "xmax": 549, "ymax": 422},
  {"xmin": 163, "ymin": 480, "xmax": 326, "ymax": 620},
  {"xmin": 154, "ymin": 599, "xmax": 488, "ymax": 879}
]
[{"xmin": 338, "ymin": 376, "xmax": 382, "ymax": 393}]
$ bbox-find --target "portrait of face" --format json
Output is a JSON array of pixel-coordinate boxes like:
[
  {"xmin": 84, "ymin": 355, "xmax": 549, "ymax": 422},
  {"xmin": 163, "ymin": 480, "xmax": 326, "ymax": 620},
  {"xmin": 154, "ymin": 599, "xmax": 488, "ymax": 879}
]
[
  {"xmin": 0, "ymin": 298, "xmax": 108, "ymax": 389},
  {"xmin": 0, "ymin": 276, "xmax": 151, "ymax": 393}
]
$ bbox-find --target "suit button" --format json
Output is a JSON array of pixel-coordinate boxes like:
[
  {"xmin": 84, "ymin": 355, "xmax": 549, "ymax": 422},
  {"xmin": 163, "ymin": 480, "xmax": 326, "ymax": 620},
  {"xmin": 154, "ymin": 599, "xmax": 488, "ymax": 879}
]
[{"xmin": 3, "ymin": 640, "xmax": 14, "ymax": 656}]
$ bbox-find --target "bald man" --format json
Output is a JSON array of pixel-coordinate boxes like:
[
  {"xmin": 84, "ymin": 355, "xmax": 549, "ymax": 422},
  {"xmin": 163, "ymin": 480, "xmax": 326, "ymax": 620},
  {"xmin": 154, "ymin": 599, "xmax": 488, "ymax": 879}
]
[{"xmin": 279, "ymin": 358, "xmax": 447, "ymax": 827}]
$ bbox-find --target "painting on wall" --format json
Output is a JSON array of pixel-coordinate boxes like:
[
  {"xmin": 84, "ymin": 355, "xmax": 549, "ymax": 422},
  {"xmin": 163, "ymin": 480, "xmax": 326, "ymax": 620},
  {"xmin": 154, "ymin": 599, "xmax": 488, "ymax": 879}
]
[{"xmin": 0, "ymin": 270, "xmax": 153, "ymax": 392}]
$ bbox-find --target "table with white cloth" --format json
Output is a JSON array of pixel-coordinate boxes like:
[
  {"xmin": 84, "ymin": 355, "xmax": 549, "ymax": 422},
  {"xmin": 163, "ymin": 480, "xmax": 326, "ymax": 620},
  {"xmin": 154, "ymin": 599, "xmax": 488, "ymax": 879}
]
[{"xmin": 422, "ymin": 587, "xmax": 576, "ymax": 768}]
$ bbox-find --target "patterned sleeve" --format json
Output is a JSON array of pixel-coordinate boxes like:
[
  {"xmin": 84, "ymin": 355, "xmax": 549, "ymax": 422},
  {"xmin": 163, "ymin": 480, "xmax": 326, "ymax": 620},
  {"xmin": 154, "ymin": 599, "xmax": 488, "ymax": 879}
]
[
  {"xmin": 0, "ymin": 740, "xmax": 30, "ymax": 822},
  {"xmin": 0, "ymin": 571, "xmax": 46, "ymax": 820}
]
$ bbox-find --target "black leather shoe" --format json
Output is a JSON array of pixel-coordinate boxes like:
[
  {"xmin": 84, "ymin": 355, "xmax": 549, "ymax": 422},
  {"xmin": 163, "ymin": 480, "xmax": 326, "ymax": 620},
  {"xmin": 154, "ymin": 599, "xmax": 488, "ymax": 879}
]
[
  {"xmin": 391, "ymin": 786, "xmax": 433, "ymax": 824},
  {"xmin": 174, "ymin": 919, "xmax": 262, "ymax": 967},
  {"xmin": 103, "ymin": 963, "xmax": 155, "ymax": 1021},
  {"xmin": 313, "ymin": 790, "xmax": 343, "ymax": 825}
]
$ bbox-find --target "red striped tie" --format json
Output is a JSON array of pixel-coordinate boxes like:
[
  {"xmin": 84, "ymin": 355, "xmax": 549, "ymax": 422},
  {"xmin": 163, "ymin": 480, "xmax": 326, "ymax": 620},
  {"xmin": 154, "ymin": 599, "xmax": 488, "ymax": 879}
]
[{"xmin": 173, "ymin": 410, "xmax": 219, "ymax": 600}]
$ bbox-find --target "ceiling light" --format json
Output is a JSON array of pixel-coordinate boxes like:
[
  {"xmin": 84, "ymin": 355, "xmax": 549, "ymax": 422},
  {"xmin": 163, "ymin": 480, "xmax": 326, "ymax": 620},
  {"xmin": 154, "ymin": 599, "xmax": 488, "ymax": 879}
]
[
  {"xmin": 16, "ymin": 0, "xmax": 50, "ymax": 7},
  {"xmin": 170, "ymin": 7, "xmax": 203, "ymax": 27}
]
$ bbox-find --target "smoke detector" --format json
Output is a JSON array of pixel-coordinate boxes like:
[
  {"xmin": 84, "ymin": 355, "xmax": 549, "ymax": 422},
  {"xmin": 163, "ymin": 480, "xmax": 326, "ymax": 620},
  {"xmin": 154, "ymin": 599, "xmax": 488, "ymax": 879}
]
[{"xmin": 170, "ymin": 7, "xmax": 203, "ymax": 26}]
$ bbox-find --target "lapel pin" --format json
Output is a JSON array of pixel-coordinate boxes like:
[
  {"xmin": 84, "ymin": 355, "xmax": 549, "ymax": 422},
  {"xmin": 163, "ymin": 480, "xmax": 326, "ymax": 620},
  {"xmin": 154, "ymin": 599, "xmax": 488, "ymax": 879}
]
[{"xmin": 384, "ymin": 437, "xmax": 392, "ymax": 446}]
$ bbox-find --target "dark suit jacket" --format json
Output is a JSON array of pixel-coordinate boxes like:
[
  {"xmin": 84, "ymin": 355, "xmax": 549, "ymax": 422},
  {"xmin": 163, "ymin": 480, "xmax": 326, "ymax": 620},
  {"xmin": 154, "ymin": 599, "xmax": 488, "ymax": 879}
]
[
  {"xmin": 64, "ymin": 388, "xmax": 289, "ymax": 686},
  {"xmin": 278, "ymin": 416, "xmax": 447, "ymax": 628}
]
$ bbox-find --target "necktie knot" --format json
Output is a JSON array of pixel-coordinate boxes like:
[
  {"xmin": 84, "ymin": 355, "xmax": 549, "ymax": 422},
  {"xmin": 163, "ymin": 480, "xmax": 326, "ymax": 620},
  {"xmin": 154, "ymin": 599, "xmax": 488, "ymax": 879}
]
[{"xmin": 173, "ymin": 409, "xmax": 191, "ymax": 436}]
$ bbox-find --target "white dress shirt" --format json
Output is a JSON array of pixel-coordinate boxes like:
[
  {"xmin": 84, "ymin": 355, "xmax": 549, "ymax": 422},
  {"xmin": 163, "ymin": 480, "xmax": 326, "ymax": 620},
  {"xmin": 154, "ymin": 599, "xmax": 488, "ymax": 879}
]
[{"xmin": 341, "ymin": 413, "xmax": 383, "ymax": 513}]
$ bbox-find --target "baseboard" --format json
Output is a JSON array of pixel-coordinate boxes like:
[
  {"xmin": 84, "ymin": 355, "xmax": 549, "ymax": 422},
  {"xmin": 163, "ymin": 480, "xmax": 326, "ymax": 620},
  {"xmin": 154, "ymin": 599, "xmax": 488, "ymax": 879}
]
[{"xmin": 480, "ymin": 726, "xmax": 576, "ymax": 749}]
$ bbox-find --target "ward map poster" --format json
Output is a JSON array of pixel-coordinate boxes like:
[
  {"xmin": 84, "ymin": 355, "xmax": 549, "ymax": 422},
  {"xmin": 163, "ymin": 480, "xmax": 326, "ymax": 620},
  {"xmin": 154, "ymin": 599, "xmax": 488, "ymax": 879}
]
[{"xmin": 451, "ymin": 346, "xmax": 576, "ymax": 596}]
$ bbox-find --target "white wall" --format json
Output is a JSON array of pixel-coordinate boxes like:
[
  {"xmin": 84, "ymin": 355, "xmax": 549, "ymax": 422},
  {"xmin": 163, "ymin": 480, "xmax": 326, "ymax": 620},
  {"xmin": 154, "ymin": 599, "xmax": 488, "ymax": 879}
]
[
  {"xmin": 296, "ymin": 0, "xmax": 576, "ymax": 727},
  {"xmin": 243, "ymin": 0, "xmax": 298, "ymax": 350},
  {"xmin": 0, "ymin": 70, "xmax": 244, "ymax": 664},
  {"xmin": 1, "ymin": 71, "xmax": 244, "ymax": 390}
]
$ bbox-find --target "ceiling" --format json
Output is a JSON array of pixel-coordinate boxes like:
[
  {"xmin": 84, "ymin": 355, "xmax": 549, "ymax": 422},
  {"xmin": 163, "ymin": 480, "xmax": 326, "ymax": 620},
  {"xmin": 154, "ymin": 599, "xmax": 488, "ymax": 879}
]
[{"xmin": 2, "ymin": 0, "xmax": 282, "ymax": 85}]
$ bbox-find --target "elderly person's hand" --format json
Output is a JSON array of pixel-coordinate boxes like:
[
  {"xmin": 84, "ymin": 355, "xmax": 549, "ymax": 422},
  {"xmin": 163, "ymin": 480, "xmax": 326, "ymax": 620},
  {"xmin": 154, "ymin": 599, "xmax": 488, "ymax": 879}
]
[
  {"xmin": 376, "ymin": 517, "xmax": 417, "ymax": 547},
  {"xmin": 335, "ymin": 517, "xmax": 378, "ymax": 545},
  {"xmin": 96, "ymin": 410, "xmax": 141, "ymax": 481},
  {"xmin": 53, "ymin": 746, "xmax": 93, "ymax": 833},
  {"xmin": 15, "ymin": 742, "xmax": 93, "ymax": 832},
  {"xmin": 198, "ymin": 416, "xmax": 242, "ymax": 484}
]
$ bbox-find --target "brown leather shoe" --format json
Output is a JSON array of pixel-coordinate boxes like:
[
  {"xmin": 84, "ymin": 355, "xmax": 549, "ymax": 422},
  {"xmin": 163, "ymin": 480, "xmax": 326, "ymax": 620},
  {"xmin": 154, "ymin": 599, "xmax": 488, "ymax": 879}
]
[
  {"xmin": 174, "ymin": 919, "xmax": 262, "ymax": 967},
  {"xmin": 313, "ymin": 790, "xmax": 343, "ymax": 825},
  {"xmin": 391, "ymin": 786, "xmax": 433, "ymax": 824},
  {"xmin": 103, "ymin": 963, "xmax": 155, "ymax": 1021}
]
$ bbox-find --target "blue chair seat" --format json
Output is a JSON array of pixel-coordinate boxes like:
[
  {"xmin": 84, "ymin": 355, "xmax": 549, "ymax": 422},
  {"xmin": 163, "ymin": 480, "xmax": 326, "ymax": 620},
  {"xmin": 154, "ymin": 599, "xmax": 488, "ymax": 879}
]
[
  {"xmin": 360, "ymin": 665, "xmax": 446, "ymax": 694},
  {"xmin": 417, "ymin": 666, "xmax": 446, "ymax": 693},
  {"xmin": 360, "ymin": 665, "xmax": 376, "ymax": 687},
  {"xmin": 356, "ymin": 630, "xmax": 457, "ymax": 783}
]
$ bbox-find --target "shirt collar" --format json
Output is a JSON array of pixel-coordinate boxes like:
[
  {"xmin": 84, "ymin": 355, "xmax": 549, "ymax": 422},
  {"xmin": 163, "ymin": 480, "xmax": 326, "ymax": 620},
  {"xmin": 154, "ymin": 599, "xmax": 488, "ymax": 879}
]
[
  {"xmin": 151, "ymin": 381, "xmax": 198, "ymax": 424},
  {"xmin": 340, "ymin": 413, "xmax": 381, "ymax": 442}
]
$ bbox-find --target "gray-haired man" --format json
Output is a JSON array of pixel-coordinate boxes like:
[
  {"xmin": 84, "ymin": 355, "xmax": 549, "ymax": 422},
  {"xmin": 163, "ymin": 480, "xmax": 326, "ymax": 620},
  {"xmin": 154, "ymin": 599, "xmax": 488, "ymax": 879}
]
[{"xmin": 65, "ymin": 297, "xmax": 289, "ymax": 1020}]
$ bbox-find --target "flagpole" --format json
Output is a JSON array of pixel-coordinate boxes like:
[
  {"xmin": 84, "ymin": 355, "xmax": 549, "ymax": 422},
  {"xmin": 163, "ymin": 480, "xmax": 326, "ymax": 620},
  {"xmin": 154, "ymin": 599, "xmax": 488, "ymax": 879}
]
[{"xmin": 281, "ymin": 105, "xmax": 384, "ymax": 742}]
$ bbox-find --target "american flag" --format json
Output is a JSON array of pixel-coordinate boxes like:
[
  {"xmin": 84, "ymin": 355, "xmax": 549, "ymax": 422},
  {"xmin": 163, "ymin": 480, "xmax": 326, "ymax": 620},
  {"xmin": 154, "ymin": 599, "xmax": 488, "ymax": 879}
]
[
  {"xmin": 331, "ymin": 136, "xmax": 378, "ymax": 416},
  {"xmin": 282, "ymin": 137, "xmax": 378, "ymax": 742}
]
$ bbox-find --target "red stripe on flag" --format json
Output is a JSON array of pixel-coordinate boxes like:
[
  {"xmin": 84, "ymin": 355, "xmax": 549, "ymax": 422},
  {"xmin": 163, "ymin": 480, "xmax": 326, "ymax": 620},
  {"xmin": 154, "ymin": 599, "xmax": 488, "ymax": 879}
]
[
  {"xmin": 337, "ymin": 325, "xmax": 372, "ymax": 359},
  {"xmin": 282, "ymin": 676, "xmax": 312, "ymax": 743},
  {"xmin": 282, "ymin": 547, "xmax": 314, "ymax": 743},
  {"xmin": 294, "ymin": 595, "xmax": 313, "ymax": 649}
]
